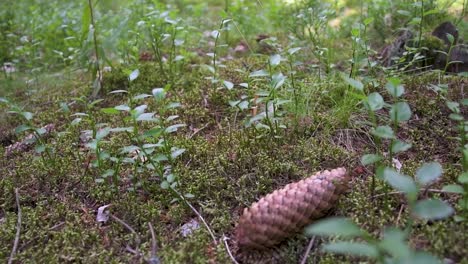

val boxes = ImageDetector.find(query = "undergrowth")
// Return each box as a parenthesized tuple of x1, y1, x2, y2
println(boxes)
(1, 0, 467, 263)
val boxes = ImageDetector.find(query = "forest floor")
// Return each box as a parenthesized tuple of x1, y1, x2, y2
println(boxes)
(0, 1, 467, 263)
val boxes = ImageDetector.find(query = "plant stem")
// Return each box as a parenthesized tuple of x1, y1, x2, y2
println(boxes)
(88, 0, 102, 98)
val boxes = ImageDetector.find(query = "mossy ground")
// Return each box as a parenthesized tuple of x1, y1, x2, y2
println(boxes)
(1, 61, 467, 263)
(1, 1, 468, 263)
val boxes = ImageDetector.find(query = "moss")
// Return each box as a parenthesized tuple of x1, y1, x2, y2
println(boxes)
(1, 44, 467, 264)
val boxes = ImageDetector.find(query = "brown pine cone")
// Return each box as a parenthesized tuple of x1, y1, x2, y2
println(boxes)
(235, 167, 349, 250)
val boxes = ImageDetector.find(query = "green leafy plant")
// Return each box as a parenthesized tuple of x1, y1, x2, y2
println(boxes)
(1, 98, 56, 169)
(442, 99, 468, 221)
(305, 162, 453, 263)
(345, 77, 412, 199)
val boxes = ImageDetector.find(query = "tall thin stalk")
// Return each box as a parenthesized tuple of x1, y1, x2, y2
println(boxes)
(88, 0, 102, 98)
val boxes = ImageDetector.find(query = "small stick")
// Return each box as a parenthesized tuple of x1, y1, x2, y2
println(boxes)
(222, 234, 239, 264)
(300, 236, 316, 264)
(110, 214, 141, 253)
(189, 123, 209, 139)
(372, 189, 461, 198)
(395, 205, 405, 226)
(8, 188, 22, 264)
(49, 222, 65, 231)
(170, 187, 217, 245)
(148, 222, 161, 264)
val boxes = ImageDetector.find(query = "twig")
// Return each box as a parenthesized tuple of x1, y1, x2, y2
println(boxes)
(189, 123, 209, 139)
(222, 234, 239, 264)
(300, 236, 316, 264)
(147, 222, 161, 264)
(395, 204, 405, 226)
(49, 222, 65, 231)
(110, 214, 141, 254)
(170, 187, 217, 245)
(8, 188, 22, 264)
(125, 245, 140, 255)
(372, 189, 462, 198)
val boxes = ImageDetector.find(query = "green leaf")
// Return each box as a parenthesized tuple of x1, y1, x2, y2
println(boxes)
(160, 181, 170, 189)
(81, 4, 91, 42)
(101, 108, 120, 114)
(342, 75, 363, 91)
(413, 199, 454, 220)
(15, 124, 32, 134)
(71, 118, 82, 126)
(322, 242, 378, 258)
(184, 193, 195, 199)
(132, 105, 147, 118)
(390, 102, 412, 122)
(441, 184, 464, 194)
(115, 104, 131, 111)
(136, 112, 158, 122)
(383, 167, 418, 199)
(361, 154, 383, 166)
(21, 111, 33, 121)
(446, 101, 460, 113)
(305, 217, 365, 238)
(96, 127, 110, 140)
(95, 178, 105, 183)
(288, 47, 301, 55)
(392, 140, 412, 153)
(133, 94, 152, 100)
(415, 162, 442, 186)
(351, 28, 360, 37)
(449, 113, 464, 121)
(165, 124, 186, 133)
(458, 172, 468, 184)
(385, 77, 405, 97)
(120, 145, 140, 154)
(166, 174, 176, 183)
(270, 54, 281, 66)
(171, 148, 186, 159)
(129, 69, 140, 82)
(371, 126, 395, 139)
(85, 139, 98, 150)
(89, 99, 104, 108)
(35, 144, 46, 154)
(249, 69, 269, 78)
(109, 90, 128, 94)
(152, 88, 166, 100)
(59, 102, 70, 113)
(367, 92, 384, 111)
(446, 33, 455, 45)
(363, 17, 374, 26)
(423, 9, 439, 16)
(223, 80, 234, 90)
(379, 228, 411, 258)
(110, 127, 133, 133)
(0, 97, 9, 103)
(271, 73, 286, 89)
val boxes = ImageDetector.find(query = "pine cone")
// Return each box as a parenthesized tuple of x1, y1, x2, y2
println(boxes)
(235, 167, 349, 250)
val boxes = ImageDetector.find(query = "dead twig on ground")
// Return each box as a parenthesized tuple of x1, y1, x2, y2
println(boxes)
(222, 234, 239, 264)
(189, 123, 209, 139)
(170, 187, 217, 245)
(300, 236, 316, 264)
(395, 205, 405, 226)
(147, 222, 161, 264)
(110, 214, 141, 256)
(8, 188, 22, 264)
